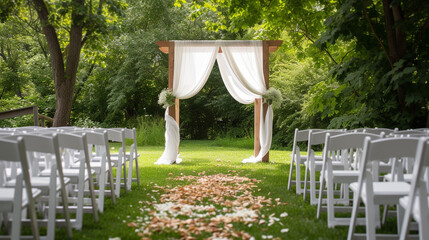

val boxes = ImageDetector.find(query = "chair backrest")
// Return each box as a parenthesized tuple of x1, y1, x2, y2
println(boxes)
(327, 132, 383, 151)
(364, 137, 421, 164)
(294, 129, 325, 142)
(57, 133, 87, 151)
(364, 128, 397, 135)
(0, 137, 27, 164)
(309, 130, 345, 146)
(93, 129, 124, 142)
(4, 133, 59, 155)
(72, 130, 111, 158)
(395, 130, 427, 135)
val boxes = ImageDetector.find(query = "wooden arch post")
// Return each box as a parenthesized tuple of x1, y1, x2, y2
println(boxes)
(156, 40, 282, 162)
(155, 41, 180, 127)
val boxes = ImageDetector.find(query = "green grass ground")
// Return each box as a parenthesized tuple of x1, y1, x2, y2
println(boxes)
(56, 140, 350, 239)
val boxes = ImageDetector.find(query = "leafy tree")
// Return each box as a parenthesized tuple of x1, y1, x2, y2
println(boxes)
(1, 0, 125, 126)
(312, 0, 429, 128)
(185, 0, 429, 129)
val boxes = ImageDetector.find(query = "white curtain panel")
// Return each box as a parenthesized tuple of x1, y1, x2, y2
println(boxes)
(155, 108, 182, 164)
(220, 41, 266, 95)
(157, 40, 273, 164)
(173, 41, 219, 99)
(217, 53, 259, 104)
(220, 41, 272, 163)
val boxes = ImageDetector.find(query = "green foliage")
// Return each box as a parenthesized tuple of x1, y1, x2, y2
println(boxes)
(270, 43, 331, 148)
(313, 0, 429, 128)
(0, 96, 35, 127)
(135, 115, 165, 146)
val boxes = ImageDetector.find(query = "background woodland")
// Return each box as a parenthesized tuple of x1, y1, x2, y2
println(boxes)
(1, 0, 428, 147)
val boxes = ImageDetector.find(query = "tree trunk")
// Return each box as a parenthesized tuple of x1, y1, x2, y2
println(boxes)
(32, 0, 83, 126)
(382, 0, 408, 111)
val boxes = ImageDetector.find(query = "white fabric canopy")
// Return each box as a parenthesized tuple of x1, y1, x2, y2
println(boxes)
(155, 40, 273, 165)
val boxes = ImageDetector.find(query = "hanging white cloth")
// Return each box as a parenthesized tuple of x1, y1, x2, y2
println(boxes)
(219, 41, 272, 163)
(220, 41, 267, 95)
(173, 41, 219, 99)
(156, 41, 218, 164)
(242, 104, 273, 163)
(155, 107, 182, 164)
(157, 40, 273, 164)
(217, 53, 259, 104)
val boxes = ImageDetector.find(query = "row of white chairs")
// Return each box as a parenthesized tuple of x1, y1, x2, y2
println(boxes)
(287, 128, 429, 240)
(0, 126, 140, 239)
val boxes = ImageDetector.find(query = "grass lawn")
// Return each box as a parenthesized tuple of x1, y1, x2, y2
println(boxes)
(55, 140, 350, 239)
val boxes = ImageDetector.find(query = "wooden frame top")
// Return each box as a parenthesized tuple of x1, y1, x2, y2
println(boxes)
(156, 40, 283, 54)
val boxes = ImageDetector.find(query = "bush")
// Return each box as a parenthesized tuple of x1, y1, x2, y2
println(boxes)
(135, 116, 165, 146)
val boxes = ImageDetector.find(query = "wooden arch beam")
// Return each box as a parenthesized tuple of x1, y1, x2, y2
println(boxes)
(155, 40, 283, 162)
(156, 40, 282, 53)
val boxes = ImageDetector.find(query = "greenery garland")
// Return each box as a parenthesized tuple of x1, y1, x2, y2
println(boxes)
(262, 87, 283, 109)
(158, 89, 176, 109)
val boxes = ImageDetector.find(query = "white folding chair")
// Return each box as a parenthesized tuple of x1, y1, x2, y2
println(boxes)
(0, 137, 40, 240)
(93, 129, 127, 196)
(399, 138, 429, 240)
(287, 128, 324, 194)
(39, 132, 99, 230)
(71, 130, 116, 212)
(347, 137, 421, 240)
(111, 128, 140, 189)
(316, 132, 383, 227)
(303, 130, 345, 205)
(3, 133, 72, 239)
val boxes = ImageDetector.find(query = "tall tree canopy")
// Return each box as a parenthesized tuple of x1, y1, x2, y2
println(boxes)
(184, 0, 429, 128)
(1, 0, 125, 126)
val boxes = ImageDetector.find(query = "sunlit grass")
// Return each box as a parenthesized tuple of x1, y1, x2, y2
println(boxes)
(56, 140, 350, 239)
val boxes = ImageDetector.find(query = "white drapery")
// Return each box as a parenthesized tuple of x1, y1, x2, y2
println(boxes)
(155, 40, 273, 164)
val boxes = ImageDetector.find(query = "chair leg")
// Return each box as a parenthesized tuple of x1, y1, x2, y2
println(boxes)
(303, 163, 309, 201)
(11, 175, 23, 240)
(47, 167, 57, 240)
(310, 161, 317, 205)
(99, 168, 106, 213)
(287, 155, 295, 191)
(296, 159, 302, 194)
(382, 204, 389, 225)
(127, 157, 133, 191)
(347, 191, 361, 240)
(122, 161, 128, 193)
(134, 156, 140, 186)
(365, 198, 377, 240)
(115, 158, 122, 198)
(396, 204, 404, 235)
(316, 173, 325, 219)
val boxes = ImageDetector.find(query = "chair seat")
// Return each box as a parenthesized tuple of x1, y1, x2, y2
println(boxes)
(384, 173, 413, 183)
(350, 182, 411, 205)
(305, 160, 344, 171)
(399, 196, 429, 223)
(6, 177, 70, 195)
(325, 170, 359, 183)
(40, 169, 93, 184)
(290, 154, 323, 162)
(0, 188, 42, 211)
(87, 162, 110, 172)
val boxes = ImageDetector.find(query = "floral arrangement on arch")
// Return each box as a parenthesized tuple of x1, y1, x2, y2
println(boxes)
(262, 87, 283, 109)
(158, 89, 176, 109)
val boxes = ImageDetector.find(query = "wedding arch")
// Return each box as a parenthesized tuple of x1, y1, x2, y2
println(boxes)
(155, 40, 282, 165)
